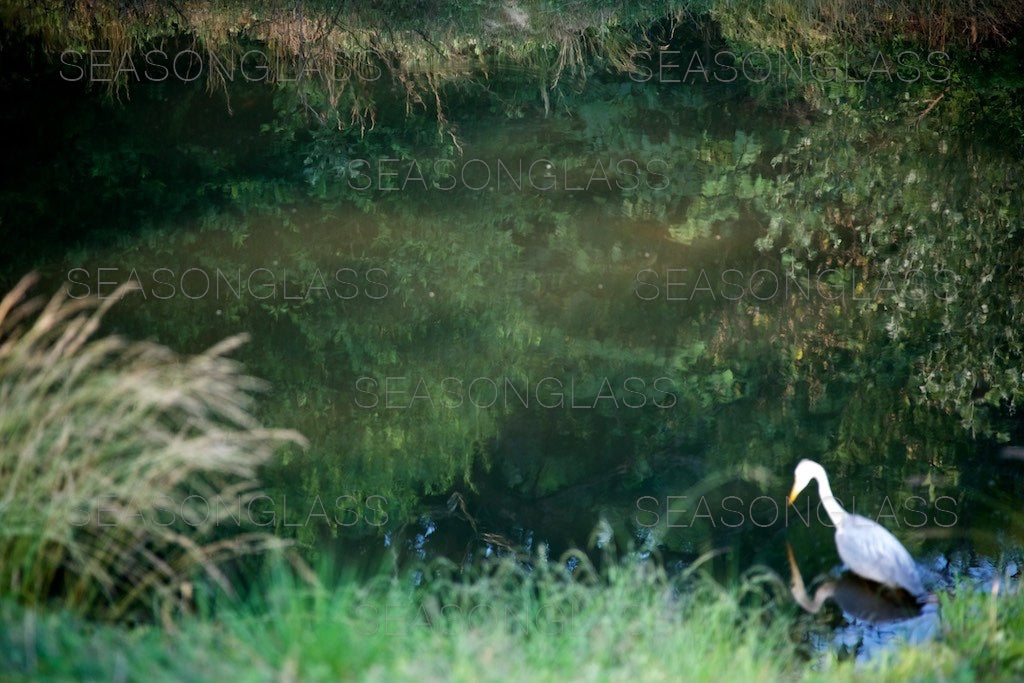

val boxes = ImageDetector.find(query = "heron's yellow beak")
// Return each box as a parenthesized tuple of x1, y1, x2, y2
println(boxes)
(787, 487, 799, 505)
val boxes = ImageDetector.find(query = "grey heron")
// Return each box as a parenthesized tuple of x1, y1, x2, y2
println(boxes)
(788, 459, 926, 599)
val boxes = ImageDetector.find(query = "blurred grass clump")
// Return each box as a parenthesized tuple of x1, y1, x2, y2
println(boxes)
(0, 553, 803, 682)
(1, 551, 1022, 682)
(0, 273, 306, 620)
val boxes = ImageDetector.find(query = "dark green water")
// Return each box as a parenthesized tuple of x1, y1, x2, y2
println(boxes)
(3, 30, 1023, 647)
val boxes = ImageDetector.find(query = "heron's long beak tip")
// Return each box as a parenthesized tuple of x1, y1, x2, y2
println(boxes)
(787, 488, 798, 505)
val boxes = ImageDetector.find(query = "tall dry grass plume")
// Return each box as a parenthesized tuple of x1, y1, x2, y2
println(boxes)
(0, 273, 306, 619)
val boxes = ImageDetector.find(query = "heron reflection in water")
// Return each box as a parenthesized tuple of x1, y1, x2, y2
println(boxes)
(788, 459, 927, 600)
(785, 543, 940, 661)
(785, 544, 924, 622)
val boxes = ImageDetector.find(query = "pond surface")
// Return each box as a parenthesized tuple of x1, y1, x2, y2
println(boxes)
(4, 27, 1024, 659)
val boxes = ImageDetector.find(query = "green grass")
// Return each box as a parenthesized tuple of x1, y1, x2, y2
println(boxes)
(0, 556, 1022, 681)
(0, 556, 800, 682)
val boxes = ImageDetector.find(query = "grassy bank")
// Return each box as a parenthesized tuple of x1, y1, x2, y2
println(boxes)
(0, 556, 1021, 681)
(3, 0, 1020, 127)
(5, 0, 1021, 52)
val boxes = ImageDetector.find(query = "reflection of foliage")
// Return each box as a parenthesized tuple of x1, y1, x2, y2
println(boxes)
(769, 90, 1022, 438)
(656, 45, 1024, 440)
(3, 2, 1023, 561)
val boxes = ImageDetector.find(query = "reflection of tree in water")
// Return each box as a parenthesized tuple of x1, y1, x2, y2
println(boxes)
(1, 0, 1022, 577)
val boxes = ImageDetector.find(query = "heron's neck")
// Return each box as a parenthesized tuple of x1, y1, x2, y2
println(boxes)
(815, 473, 847, 526)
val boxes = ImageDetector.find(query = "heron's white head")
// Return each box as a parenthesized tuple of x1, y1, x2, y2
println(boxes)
(788, 459, 826, 505)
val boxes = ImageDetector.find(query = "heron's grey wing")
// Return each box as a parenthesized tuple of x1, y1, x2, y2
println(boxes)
(835, 515, 924, 596)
